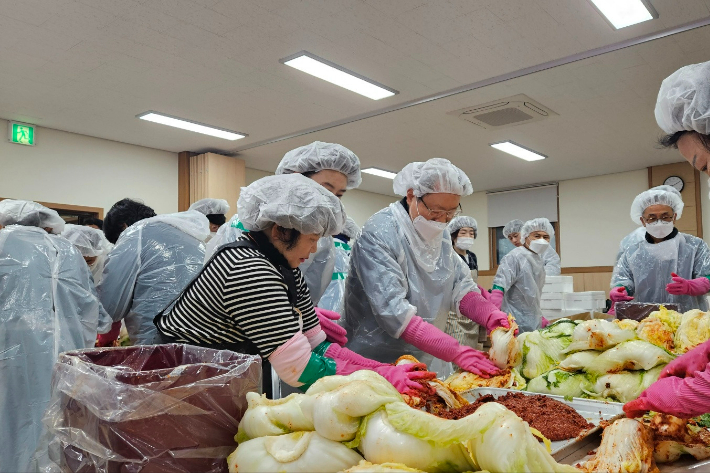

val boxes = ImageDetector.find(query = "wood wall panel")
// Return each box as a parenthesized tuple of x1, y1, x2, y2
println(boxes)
(187, 153, 245, 218)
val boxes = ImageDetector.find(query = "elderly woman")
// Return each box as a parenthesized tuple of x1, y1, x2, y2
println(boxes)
(611, 187, 710, 314)
(61, 223, 112, 284)
(155, 174, 433, 397)
(491, 218, 553, 333)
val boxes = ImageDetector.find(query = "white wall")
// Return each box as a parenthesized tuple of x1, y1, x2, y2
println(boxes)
(0, 119, 178, 215)
(558, 170, 648, 267)
(460, 191, 490, 271)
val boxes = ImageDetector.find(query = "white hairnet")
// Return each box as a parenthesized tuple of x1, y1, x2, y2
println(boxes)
(393, 158, 473, 197)
(655, 61, 710, 135)
(630, 188, 684, 224)
(0, 199, 65, 234)
(503, 219, 524, 238)
(276, 141, 362, 189)
(521, 218, 555, 242)
(342, 217, 360, 239)
(447, 215, 478, 238)
(652, 184, 682, 198)
(238, 174, 346, 236)
(188, 198, 230, 216)
(61, 224, 109, 257)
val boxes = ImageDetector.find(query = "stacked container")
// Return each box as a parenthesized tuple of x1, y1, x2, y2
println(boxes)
(541, 276, 607, 319)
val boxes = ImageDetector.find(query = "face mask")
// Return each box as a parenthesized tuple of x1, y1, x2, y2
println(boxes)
(455, 237, 475, 251)
(645, 220, 674, 239)
(528, 239, 549, 254)
(413, 216, 447, 242)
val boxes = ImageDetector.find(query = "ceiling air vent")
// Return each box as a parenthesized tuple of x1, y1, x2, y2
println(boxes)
(447, 94, 558, 130)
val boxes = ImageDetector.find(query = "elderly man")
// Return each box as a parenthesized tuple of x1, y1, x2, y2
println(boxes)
(344, 158, 507, 377)
(611, 187, 710, 314)
(502, 218, 560, 276)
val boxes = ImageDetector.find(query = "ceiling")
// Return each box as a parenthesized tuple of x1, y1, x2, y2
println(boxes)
(1, 0, 710, 195)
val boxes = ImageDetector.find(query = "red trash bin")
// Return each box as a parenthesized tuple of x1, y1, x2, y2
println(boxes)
(35, 344, 261, 473)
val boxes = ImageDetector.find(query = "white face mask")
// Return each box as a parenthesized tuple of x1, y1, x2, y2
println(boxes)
(645, 220, 674, 239)
(455, 237, 475, 251)
(413, 216, 447, 242)
(528, 238, 549, 254)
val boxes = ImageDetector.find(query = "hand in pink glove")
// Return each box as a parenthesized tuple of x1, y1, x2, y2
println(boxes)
(666, 273, 710, 296)
(459, 291, 514, 335)
(477, 285, 491, 302)
(314, 308, 348, 346)
(325, 343, 386, 369)
(373, 364, 437, 396)
(541, 317, 550, 328)
(489, 289, 504, 309)
(96, 321, 122, 347)
(401, 315, 500, 378)
(660, 339, 710, 380)
(608, 286, 634, 316)
(623, 370, 710, 419)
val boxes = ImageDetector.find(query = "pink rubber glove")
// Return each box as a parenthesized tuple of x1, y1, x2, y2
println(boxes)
(623, 368, 710, 419)
(314, 308, 348, 346)
(541, 317, 550, 328)
(489, 289, 504, 309)
(401, 316, 500, 378)
(96, 321, 121, 347)
(660, 339, 710, 380)
(325, 343, 386, 369)
(477, 285, 491, 302)
(666, 273, 710, 296)
(459, 291, 512, 335)
(609, 286, 634, 316)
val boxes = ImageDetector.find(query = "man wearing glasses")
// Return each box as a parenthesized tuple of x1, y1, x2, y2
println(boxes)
(611, 187, 710, 314)
(342, 158, 509, 378)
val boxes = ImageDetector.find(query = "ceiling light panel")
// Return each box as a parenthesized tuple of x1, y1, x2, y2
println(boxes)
(280, 51, 398, 100)
(588, 0, 657, 29)
(362, 167, 397, 179)
(490, 141, 547, 162)
(137, 112, 247, 140)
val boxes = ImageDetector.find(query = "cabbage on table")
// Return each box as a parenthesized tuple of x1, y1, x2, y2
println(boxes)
(675, 309, 710, 354)
(526, 369, 590, 398)
(585, 340, 674, 375)
(636, 309, 677, 352)
(583, 418, 657, 473)
(339, 461, 428, 473)
(489, 316, 521, 369)
(518, 320, 576, 379)
(583, 365, 663, 403)
(563, 319, 636, 353)
(557, 351, 601, 372)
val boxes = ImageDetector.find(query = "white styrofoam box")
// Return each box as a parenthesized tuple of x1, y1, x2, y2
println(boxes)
(541, 293, 564, 310)
(542, 275, 574, 294)
(563, 291, 607, 311)
(542, 309, 580, 320)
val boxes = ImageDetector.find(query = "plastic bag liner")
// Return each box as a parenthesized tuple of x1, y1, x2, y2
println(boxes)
(615, 302, 681, 321)
(32, 344, 261, 473)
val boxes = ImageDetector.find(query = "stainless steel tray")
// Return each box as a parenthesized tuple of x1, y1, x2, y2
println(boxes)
(462, 387, 624, 461)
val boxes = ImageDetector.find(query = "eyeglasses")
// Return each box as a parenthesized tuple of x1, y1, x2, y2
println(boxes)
(643, 215, 674, 224)
(417, 196, 462, 221)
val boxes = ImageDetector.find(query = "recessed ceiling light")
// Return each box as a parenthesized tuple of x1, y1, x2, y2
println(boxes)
(362, 167, 397, 179)
(280, 51, 398, 100)
(588, 0, 657, 29)
(490, 141, 547, 162)
(136, 111, 247, 140)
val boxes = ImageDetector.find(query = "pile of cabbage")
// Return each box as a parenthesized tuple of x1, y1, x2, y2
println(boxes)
(229, 371, 580, 473)
(502, 308, 710, 403)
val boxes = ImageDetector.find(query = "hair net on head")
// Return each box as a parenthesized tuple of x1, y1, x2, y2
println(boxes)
(61, 224, 109, 257)
(521, 218, 555, 242)
(238, 174, 346, 236)
(655, 61, 710, 135)
(447, 215, 478, 238)
(503, 219, 524, 238)
(393, 158, 473, 197)
(276, 141, 362, 189)
(630, 188, 684, 224)
(188, 198, 230, 216)
(342, 217, 360, 239)
(0, 199, 65, 234)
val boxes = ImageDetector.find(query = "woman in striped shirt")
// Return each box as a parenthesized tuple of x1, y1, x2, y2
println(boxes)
(155, 174, 434, 395)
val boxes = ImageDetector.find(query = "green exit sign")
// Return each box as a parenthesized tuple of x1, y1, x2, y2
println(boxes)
(8, 121, 35, 146)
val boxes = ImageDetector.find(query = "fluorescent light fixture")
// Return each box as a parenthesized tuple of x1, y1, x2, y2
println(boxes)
(280, 51, 398, 100)
(136, 111, 247, 140)
(588, 0, 657, 29)
(362, 167, 397, 179)
(490, 141, 547, 162)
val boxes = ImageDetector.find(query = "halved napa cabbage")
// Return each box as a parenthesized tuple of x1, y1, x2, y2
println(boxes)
(519, 330, 571, 380)
(339, 460, 428, 472)
(585, 340, 674, 375)
(636, 315, 676, 352)
(648, 305, 682, 332)
(526, 369, 590, 398)
(674, 309, 710, 354)
(489, 316, 521, 369)
(614, 318, 639, 331)
(563, 319, 636, 353)
(557, 351, 601, 372)
(583, 419, 656, 473)
(583, 365, 663, 403)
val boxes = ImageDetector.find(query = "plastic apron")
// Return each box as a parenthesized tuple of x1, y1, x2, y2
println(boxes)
(202, 214, 336, 305)
(0, 226, 110, 473)
(318, 239, 351, 315)
(612, 232, 710, 313)
(542, 246, 561, 276)
(343, 203, 476, 373)
(97, 213, 208, 345)
(493, 246, 546, 333)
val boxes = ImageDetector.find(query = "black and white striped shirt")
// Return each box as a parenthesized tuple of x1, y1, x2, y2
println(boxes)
(156, 237, 319, 358)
